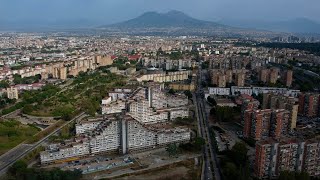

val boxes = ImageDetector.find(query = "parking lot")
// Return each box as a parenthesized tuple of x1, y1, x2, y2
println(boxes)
(44, 155, 134, 174)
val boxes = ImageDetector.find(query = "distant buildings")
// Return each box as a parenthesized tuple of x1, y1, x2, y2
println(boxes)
(206, 86, 300, 97)
(255, 137, 320, 179)
(136, 71, 191, 83)
(259, 67, 279, 84)
(259, 68, 293, 87)
(210, 69, 247, 87)
(0, 55, 113, 82)
(143, 58, 192, 70)
(282, 70, 293, 87)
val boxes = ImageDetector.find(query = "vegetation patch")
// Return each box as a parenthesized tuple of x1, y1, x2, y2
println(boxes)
(0, 120, 40, 155)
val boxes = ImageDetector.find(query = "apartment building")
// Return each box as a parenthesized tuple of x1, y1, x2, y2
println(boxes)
(235, 72, 245, 87)
(6, 87, 18, 99)
(41, 83, 191, 165)
(169, 82, 196, 92)
(101, 99, 126, 115)
(101, 88, 134, 115)
(40, 115, 190, 164)
(255, 138, 320, 179)
(143, 58, 192, 70)
(303, 139, 320, 177)
(282, 70, 293, 87)
(3, 55, 113, 82)
(298, 93, 320, 117)
(210, 69, 247, 88)
(207, 87, 230, 96)
(263, 93, 298, 130)
(259, 68, 279, 84)
(243, 109, 290, 141)
(128, 84, 189, 124)
(136, 71, 191, 83)
(210, 70, 226, 87)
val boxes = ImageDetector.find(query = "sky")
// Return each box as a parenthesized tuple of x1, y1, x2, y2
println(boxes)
(0, 0, 319, 25)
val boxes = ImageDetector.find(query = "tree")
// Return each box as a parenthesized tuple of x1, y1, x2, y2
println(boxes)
(230, 142, 248, 166)
(184, 90, 192, 99)
(295, 171, 310, 180)
(0, 80, 10, 88)
(223, 162, 239, 180)
(279, 171, 296, 180)
(207, 96, 217, 106)
(201, 61, 209, 69)
(168, 89, 176, 94)
(166, 143, 178, 157)
(215, 106, 233, 122)
(53, 105, 75, 120)
(22, 104, 34, 114)
(194, 137, 205, 147)
(8, 161, 82, 180)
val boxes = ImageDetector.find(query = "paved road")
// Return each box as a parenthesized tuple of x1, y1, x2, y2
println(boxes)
(194, 67, 222, 180)
(0, 112, 87, 176)
(194, 93, 213, 180)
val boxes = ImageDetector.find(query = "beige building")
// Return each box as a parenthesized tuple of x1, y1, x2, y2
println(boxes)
(235, 72, 245, 87)
(6, 87, 18, 99)
(262, 93, 298, 130)
(137, 71, 191, 83)
(169, 83, 195, 91)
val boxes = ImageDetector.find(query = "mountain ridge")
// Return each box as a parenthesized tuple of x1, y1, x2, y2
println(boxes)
(102, 10, 227, 29)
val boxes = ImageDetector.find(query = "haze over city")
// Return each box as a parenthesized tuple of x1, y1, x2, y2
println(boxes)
(1, 0, 320, 25)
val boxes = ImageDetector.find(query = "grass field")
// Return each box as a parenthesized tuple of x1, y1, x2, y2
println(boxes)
(0, 120, 40, 155)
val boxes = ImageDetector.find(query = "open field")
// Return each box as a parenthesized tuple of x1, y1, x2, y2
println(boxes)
(0, 120, 40, 155)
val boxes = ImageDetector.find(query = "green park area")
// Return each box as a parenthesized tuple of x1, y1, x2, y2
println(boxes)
(0, 68, 128, 119)
(0, 120, 40, 155)
(23, 70, 127, 118)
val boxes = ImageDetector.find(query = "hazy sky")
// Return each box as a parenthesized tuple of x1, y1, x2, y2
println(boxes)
(0, 0, 319, 24)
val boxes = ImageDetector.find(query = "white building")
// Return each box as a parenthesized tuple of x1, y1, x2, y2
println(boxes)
(40, 115, 190, 165)
(208, 87, 230, 96)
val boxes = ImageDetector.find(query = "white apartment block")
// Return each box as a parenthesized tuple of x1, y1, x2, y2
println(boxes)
(231, 86, 253, 96)
(230, 86, 300, 97)
(127, 119, 157, 150)
(41, 84, 191, 165)
(89, 120, 121, 154)
(40, 115, 190, 165)
(101, 100, 126, 115)
(40, 142, 90, 164)
(136, 71, 191, 83)
(75, 119, 103, 134)
(169, 108, 189, 120)
(127, 85, 189, 124)
(208, 87, 231, 96)
(157, 129, 190, 145)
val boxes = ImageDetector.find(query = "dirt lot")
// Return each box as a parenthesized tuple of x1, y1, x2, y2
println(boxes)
(113, 159, 201, 180)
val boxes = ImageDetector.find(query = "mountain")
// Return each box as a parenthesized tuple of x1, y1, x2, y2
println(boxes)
(222, 18, 320, 34)
(103, 10, 227, 29)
